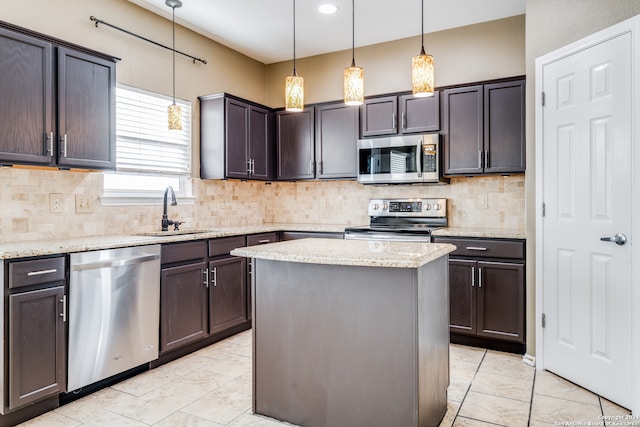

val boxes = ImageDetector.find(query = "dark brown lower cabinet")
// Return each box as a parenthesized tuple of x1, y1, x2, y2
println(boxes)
(160, 262, 208, 353)
(209, 256, 247, 335)
(477, 261, 525, 342)
(8, 286, 66, 410)
(433, 237, 526, 347)
(449, 259, 477, 335)
(159, 236, 251, 357)
(246, 233, 278, 320)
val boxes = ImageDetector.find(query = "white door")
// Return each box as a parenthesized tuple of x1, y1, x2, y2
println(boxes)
(540, 32, 633, 409)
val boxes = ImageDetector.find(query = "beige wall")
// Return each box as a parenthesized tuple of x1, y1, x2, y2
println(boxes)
(266, 15, 525, 107)
(524, 0, 640, 356)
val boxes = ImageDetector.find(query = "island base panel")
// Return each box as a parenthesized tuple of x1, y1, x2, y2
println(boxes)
(252, 257, 449, 427)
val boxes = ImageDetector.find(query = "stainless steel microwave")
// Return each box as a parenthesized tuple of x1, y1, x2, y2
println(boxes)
(357, 133, 446, 184)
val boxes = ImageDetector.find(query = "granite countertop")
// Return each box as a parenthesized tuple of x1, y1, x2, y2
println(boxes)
(0, 223, 525, 260)
(432, 227, 526, 240)
(0, 224, 348, 259)
(231, 238, 457, 269)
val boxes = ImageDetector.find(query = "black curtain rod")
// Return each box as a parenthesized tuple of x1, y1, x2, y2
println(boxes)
(90, 16, 207, 64)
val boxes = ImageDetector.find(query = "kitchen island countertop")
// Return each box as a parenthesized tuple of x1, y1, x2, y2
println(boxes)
(231, 238, 456, 268)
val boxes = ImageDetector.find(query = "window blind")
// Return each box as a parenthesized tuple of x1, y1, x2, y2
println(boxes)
(116, 85, 191, 175)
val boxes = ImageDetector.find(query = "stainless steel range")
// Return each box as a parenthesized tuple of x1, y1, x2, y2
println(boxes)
(344, 198, 447, 242)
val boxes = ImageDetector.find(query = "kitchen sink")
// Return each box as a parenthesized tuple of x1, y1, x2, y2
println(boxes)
(137, 229, 218, 237)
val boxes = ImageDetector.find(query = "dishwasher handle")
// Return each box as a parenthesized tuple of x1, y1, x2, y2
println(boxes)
(71, 253, 160, 271)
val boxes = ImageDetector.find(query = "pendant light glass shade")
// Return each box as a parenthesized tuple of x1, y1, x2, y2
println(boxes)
(344, 0, 363, 105)
(167, 0, 182, 130)
(285, 0, 304, 112)
(412, 0, 434, 98)
(168, 103, 182, 130)
(412, 49, 434, 97)
(344, 63, 364, 106)
(285, 74, 304, 112)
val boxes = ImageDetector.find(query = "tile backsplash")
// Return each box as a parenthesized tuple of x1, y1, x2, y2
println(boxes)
(0, 167, 524, 242)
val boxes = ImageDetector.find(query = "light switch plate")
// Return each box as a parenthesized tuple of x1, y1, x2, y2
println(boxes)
(75, 194, 93, 213)
(49, 193, 64, 213)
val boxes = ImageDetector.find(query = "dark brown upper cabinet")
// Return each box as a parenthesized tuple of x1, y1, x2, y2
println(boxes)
(315, 102, 360, 179)
(0, 28, 53, 165)
(442, 79, 525, 176)
(0, 24, 116, 170)
(360, 92, 440, 138)
(483, 80, 526, 174)
(276, 107, 315, 180)
(57, 48, 116, 170)
(200, 93, 273, 181)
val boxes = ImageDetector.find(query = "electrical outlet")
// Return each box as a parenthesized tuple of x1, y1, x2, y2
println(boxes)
(49, 193, 64, 213)
(75, 194, 93, 213)
(480, 194, 488, 209)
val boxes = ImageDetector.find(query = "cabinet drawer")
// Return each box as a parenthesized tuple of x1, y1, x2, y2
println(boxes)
(247, 232, 278, 246)
(9, 256, 66, 289)
(161, 240, 207, 265)
(433, 237, 524, 259)
(209, 236, 246, 257)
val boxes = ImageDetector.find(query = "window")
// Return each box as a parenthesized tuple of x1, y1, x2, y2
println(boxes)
(102, 85, 193, 205)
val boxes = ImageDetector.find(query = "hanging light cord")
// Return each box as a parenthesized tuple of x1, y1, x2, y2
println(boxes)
(351, 0, 356, 67)
(420, 0, 425, 55)
(172, 4, 176, 104)
(292, 0, 297, 75)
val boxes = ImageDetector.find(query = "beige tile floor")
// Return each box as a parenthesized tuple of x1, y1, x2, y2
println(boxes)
(19, 330, 635, 427)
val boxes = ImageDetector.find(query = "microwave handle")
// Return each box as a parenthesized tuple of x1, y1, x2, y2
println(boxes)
(416, 142, 422, 177)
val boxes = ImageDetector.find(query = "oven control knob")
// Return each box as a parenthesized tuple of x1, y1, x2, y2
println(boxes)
(372, 203, 379, 211)
(383, 203, 388, 210)
(434, 203, 440, 210)
(425, 204, 431, 210)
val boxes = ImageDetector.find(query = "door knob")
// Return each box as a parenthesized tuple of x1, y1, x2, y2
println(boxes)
(600, 233, 627, 245)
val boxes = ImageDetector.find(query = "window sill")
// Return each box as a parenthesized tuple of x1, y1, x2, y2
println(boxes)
(100, 194, 196, 207)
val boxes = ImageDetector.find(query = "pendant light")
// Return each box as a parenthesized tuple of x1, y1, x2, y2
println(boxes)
(411, 0, 434, 97)
(344, 0, 363, 106)
(285, 0, 304, 112)
(167, 0, 183, 130)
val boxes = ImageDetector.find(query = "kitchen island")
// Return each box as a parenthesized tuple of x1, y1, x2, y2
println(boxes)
(231, 238, 456, 427)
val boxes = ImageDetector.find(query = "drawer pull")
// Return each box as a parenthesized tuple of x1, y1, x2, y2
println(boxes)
(258, 239, 271, 244)
(465, 247, 488, 251)
(27, 268, 57, 276)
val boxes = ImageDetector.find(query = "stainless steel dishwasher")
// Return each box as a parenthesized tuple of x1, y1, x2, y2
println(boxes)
(68, 245, 161, 391)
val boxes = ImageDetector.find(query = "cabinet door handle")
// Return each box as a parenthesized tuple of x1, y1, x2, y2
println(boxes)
(392, 112, 397, 131)
(61, 134, 68, 157)
(47, 132, 54, 157)
(478, 149, 483, 168)
(247, 159, 252, 174)
(319, 161, 323, 175)
(204, 268, 209, 288)
(27, 268, 57, 276)
(258, 239, 271, 244)
(211, 267, 217, 287)
(60, 295, 67, 322)
(471, 266, 475, 287)
(465, 247, 488, 251)
(250, 159, 255, 175)
(478, 268, 483, 288)
(402, 112, 407, 129)
(484, 150, 489, 169)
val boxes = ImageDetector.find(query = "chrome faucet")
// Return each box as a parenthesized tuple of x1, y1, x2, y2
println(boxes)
(161, 186, 177, 231)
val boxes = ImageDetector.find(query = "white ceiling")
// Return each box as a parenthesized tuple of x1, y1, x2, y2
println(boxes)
(128, 0, 526, 64)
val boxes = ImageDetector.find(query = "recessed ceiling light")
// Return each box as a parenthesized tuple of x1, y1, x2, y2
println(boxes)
(318, 4, 338, 14)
